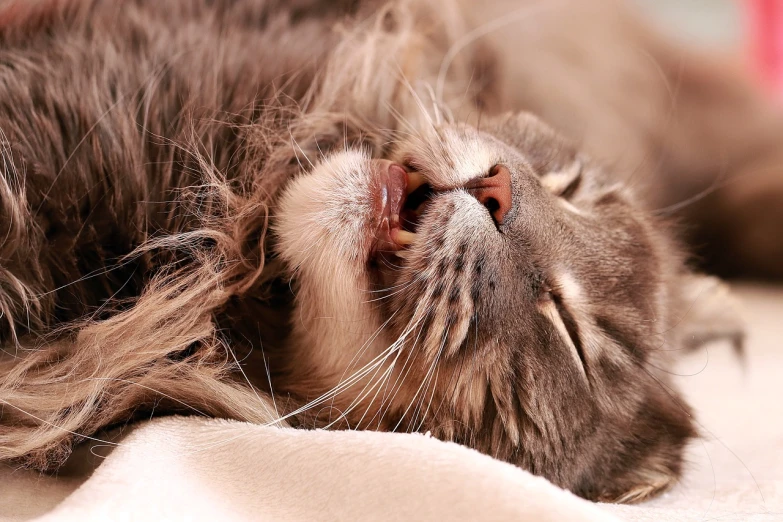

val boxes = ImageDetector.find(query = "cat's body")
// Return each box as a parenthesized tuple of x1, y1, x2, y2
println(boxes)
(0, 0, 778, 503)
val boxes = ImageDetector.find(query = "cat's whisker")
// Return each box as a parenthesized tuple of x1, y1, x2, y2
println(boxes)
(274, 313, 424, 426)
(375, 313, 429, 429)
(392, 317, 448, 433)
(412, 326, 448, 432)
(326, 358, 396, 430)
(328, 310, 401, 411)
(435, 0, 559, 103)
(362, 341, 406, 428)
(288, 131, 316, 171)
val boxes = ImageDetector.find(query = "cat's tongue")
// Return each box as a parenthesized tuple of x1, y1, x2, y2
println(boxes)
(372, 163, 429, 255)
(372, 162, 408, 255)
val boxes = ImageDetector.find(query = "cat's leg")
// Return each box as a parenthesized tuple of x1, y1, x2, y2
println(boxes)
(641, 47, 783, 280)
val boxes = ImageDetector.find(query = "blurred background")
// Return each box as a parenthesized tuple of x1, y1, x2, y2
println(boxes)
(633, 0, 740, 49)
(636, 0, 783, 95)
(618, 4, 782, 520)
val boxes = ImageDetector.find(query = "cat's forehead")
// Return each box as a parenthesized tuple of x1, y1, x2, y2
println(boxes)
(396, 124, 499, 186)
(394, 115, 582, 187)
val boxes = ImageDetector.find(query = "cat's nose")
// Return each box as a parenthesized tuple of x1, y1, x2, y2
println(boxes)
(465, 165, 513, 226)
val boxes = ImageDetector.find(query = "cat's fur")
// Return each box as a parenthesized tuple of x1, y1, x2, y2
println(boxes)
(0, 0, 778, 503)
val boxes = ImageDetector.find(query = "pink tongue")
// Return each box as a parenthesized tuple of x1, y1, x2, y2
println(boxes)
(371, 162, 410, 254)
(386, 163, 407, 224)
(388, 164, 408, 207)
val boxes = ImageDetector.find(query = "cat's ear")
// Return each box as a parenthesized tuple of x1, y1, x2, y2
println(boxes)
(590, 384, 696, 503)
(596, 274, 742, 504)
(673, 274, 745, 356)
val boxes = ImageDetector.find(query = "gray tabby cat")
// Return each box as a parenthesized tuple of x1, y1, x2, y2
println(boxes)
(0, 0, 775, 503)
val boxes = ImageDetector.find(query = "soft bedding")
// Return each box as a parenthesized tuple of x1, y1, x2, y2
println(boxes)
(1, 285, 780, 522)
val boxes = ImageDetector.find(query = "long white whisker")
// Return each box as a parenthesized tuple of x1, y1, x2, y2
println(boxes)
(0, 398, 120, 448)
(268, 317, 422, 425)
(435, 1, 558, 103)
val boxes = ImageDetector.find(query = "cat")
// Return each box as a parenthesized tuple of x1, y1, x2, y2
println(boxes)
(0, 0, 776, 503)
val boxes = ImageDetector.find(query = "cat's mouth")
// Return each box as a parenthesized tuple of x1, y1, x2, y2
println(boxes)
(370, 162, 434, 259)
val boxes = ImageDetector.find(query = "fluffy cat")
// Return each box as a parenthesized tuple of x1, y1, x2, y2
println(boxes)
(0, 0, 776, 503)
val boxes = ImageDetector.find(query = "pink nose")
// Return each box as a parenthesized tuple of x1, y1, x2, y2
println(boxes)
(465, 165, 513, 226)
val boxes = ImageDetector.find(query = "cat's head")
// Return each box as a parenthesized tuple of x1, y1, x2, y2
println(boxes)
(274, 111, 726, 502)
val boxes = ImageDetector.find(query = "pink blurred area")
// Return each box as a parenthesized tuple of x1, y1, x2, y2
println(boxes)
(747, 0, 783, 94)
(634, 0, 781, 96)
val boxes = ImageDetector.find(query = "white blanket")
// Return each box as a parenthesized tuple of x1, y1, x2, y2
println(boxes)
(1, 285, 781, 522)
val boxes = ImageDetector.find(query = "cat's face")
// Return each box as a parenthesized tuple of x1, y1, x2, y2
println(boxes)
(275, 112, 695, 502)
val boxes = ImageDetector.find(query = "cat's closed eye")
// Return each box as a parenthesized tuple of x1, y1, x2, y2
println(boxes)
(0, 0, 761, 509)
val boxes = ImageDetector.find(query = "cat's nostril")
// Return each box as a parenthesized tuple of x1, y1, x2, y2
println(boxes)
(465, 165, 513, 226)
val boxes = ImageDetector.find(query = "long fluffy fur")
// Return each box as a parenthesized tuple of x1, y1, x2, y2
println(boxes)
(0, 0, 779, 504)
(0, 0, 488, 468)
